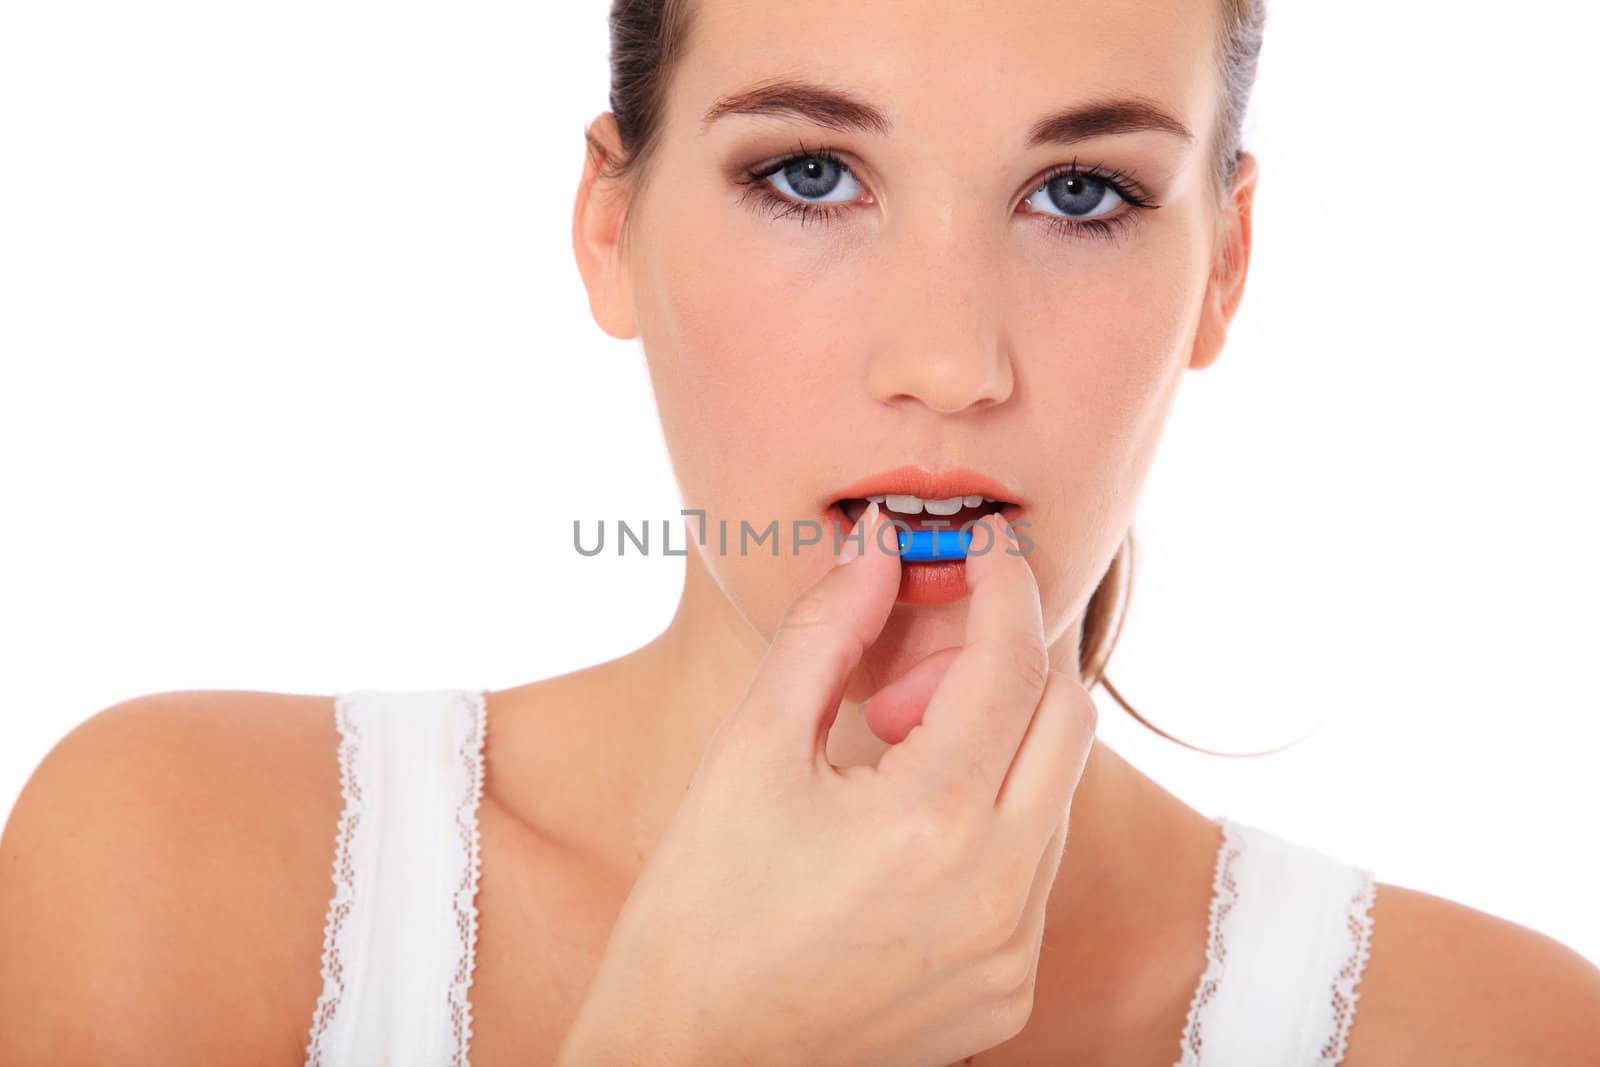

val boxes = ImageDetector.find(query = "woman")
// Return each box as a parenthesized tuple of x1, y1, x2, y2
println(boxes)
(2, 0, 1597, 1063)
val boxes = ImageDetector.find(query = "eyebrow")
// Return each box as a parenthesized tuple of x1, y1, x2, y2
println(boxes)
(700, 77, 1194, 147)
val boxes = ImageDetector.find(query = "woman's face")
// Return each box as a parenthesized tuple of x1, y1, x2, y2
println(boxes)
(577, 0, 1255, 698)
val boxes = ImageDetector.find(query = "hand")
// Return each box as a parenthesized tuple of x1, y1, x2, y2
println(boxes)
(555, 505, 1098, 1067)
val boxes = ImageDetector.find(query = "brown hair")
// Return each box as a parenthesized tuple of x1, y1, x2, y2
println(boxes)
(587, 0, 1271, 756)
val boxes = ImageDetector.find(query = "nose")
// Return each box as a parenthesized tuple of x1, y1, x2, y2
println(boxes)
(865, 214, 1016, 415)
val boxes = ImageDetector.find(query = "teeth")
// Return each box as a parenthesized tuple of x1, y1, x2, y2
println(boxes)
(874, 494, 1001, 516)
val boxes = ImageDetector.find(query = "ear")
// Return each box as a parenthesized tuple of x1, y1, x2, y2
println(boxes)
(572, 112, 638, 340)
(1189, 150, 1258, 372)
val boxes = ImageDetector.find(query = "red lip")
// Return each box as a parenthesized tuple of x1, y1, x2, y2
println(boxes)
(828, 464, 1023, 506)
(821, 464, 1027, 606)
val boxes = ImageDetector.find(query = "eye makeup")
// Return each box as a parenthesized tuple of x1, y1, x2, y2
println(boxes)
(732, 139, 1162, 244)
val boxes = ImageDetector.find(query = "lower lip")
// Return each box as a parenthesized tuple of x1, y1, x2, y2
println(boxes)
(896, 558, 971, 605)
(822, 503, 1003, 606)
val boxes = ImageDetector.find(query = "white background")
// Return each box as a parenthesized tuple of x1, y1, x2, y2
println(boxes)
(3, 0, 1597, 966)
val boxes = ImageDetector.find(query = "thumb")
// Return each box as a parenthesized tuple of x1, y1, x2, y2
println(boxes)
(729, 500, 903, 771)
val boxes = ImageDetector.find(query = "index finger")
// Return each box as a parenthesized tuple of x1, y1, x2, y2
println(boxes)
(875, 513, 1049, 807)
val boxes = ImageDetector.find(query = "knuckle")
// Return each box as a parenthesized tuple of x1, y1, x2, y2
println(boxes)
(883, 799, 981, 892)
(914, 774, 978, 840)
(1004, 637, 1051, 695)
(953, 742, 993, 799)
(1003, 984, 1039, 1036)
(996, 922, 1044, 992)
(967, 884, 1025, 952)
(1001, 841, 1045, 896)
(985, 985, 1037, 1044)
(1043, 670, 1098, 740)
(887, 809, 954, 868)
(1072, 680, 1101, 733)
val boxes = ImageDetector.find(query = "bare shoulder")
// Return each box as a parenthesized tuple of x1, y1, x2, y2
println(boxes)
(1343, 880, 1600, 1066)
(0, 689, 345, 1066)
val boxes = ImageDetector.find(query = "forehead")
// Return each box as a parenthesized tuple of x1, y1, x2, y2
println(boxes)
(674, 0, 1221, 152)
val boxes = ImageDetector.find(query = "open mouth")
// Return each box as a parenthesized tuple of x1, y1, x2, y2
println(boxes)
(832, 494, 1019, 533)
(825, 487, 1024, 602)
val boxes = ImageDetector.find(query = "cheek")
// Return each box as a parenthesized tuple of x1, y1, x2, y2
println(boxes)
(1001, 233, 1210, 625)
(638, 210, 860, 504)
(1013, 232, 1205, 427)
(634, 211, 859, 636)
(640, 199, 889, 534)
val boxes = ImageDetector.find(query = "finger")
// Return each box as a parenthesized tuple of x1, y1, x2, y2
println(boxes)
(997, 800, 1072, 982)
(860, 646, 961, 746)
(993, 670, 1098, 852)
(724, 501, 902, 770)
(878, 513, 1048, 807)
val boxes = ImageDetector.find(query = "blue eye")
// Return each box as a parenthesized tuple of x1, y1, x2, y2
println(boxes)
(735, 143, 1158, 242)
(1024, 171, 1125, 221)
(735, 144, 864, 229)
(762, 154, 863, 205)
(1019, 160, 1159, 244)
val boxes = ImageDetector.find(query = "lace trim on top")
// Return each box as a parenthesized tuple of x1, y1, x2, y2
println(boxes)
(1172, 818, 1379, 1067)
(1319, 865, 1378, 1065)
(1174, 816, 1244, 1066)
(304, 694, 366, 1066)
(303, 690, 490, 1067)
(449, 689, 490, 1066)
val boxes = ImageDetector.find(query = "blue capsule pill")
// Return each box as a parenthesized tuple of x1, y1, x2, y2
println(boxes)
(896, 528, 972, 561)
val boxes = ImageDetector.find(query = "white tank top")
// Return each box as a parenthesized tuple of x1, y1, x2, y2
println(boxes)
(302, 688, 1378, 1067)
(304, 688, 489, 1067)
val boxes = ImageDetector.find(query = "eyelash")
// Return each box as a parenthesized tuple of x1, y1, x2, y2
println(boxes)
(734, 140, 1160, 244)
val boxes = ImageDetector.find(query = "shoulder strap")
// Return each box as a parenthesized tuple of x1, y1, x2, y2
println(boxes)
(305, 688, 489, 1067)
(1173, 816, 1377, 1067)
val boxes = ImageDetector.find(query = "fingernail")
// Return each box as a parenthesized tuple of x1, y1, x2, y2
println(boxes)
(989, 513, 1014, 546)
(978, 512, 1001, 549)
(837, 500, 877, 566)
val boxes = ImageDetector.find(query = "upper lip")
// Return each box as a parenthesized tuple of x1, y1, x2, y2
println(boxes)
(830, 465, 1023, 507)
